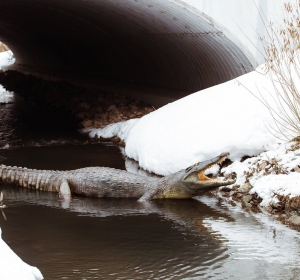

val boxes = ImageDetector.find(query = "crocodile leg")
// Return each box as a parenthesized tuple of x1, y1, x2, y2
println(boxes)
(59, 178, 71, 200)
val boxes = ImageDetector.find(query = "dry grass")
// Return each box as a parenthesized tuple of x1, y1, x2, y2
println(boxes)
(257, 1, 300, 140)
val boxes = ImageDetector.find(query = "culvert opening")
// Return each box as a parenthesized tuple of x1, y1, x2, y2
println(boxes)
(0, 0, 251, 98)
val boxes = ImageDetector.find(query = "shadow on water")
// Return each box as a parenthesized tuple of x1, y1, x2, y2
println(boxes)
(0, 90, 87, 148)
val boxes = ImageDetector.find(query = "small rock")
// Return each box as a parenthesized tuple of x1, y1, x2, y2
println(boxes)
(94, 113, 103, 119)
(259, 160, 268, 170)
(130, 105, 138, 112)
(242, 195, 252, 203)
(235, 193, 243, 198)
(242, 200, 252, 208)
(290, 197, 300, 210)
(292, 165, 300, 173)
(221, 191, 230, 197)
(93, 120, 102, 128)
(101, 113, 108, 120)
(83, 119, 93, 127)
(96, 107, 103, 113)
(271, 158, 279, 165)
(265, 205, 273, 213)
(145, 107, 153, 113)
(111, 137, 121, 143)
(221, 186, 231, 192)
(107, 104, 117, 111)
(270, 201, 284, 210)
(237, 182, 252, 193)
(288, 214, 300, 226)
(232, 185, 239, 191)
(118, 140, 125, 146)
(229, 191, 236, 197)
(250, 199, 259, 205)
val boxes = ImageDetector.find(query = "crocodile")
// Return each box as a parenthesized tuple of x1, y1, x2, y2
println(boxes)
(0, 153, 235, 201)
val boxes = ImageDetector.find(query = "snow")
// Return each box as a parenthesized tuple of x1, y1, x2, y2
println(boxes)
(221, 141, 300, 206)
(85, 65, 281, 176)
(0, 51, 15, 103)
(0, 228, 43, 280)
(0, 84, 13, 103)
(0, 50, 15, 70)
(84, 63, 300, 208)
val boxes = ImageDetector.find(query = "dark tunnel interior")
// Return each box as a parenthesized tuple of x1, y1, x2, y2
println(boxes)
(0, 0, 252, 95)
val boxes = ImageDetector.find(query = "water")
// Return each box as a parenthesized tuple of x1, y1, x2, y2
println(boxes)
(0, 88, 300, 279)
(0, 85, 86, 148)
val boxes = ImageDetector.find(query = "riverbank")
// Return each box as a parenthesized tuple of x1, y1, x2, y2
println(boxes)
(81, 63, 300, 228)
(1, 55, 300, 229)
(215, 139, 300, 227)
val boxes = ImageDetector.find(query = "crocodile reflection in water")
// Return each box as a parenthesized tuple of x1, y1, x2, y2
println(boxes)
(0, 185, 233, 239)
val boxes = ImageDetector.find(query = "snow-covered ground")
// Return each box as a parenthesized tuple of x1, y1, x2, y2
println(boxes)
(222, 141, 300, 206)
(84, 67, 278, 174)
(0, 228, 43, 280)
(0, 50, 15, 70)
(85, 65, 283, 173)
(83, 63, 300, 210)
(0, 51, 15, 103)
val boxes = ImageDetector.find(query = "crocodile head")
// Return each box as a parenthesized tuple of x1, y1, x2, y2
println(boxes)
(182, 152, 235, 192)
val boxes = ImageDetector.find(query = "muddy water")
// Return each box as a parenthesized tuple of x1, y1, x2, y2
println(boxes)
(0, 86, 87, 148)
(0, 89, 300, 279)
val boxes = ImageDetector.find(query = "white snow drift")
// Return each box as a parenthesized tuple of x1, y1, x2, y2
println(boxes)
(84, 62, 300, 208)
(85, 66, 281, 176)
(0, 228, 43, 280)
(0, 50, 15, 70)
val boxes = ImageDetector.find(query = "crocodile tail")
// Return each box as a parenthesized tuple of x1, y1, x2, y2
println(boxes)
(0, 164, 64, 192)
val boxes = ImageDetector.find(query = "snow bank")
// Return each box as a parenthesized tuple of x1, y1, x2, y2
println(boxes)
(85, 62, 300, 209)
(0, 84, 13, 103)
(221, 141, 300, 207)
(0, 50, 15, 70)
(86, 66, 280, 175)
(0, 228, 43, 280)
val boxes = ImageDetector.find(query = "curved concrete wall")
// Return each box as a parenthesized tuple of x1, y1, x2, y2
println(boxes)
(0, 0, 251, 93)
(180, 0, 298, 67)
